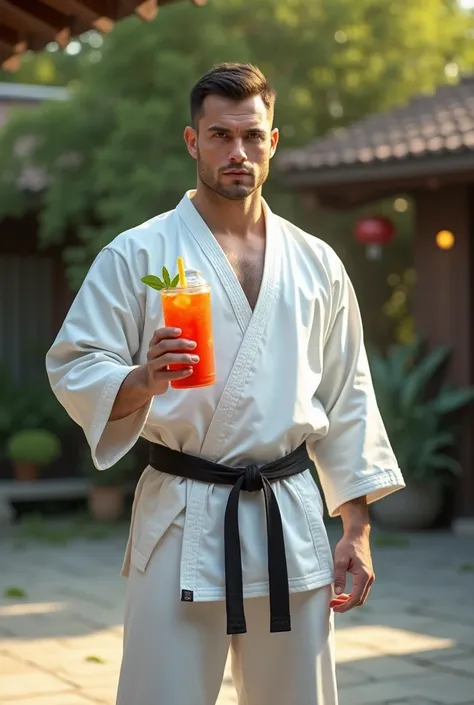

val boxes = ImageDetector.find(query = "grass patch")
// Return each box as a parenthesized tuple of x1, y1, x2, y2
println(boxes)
(4, 586, 27, 599)
(458, 562, 474, 573)
(373, 532, 411, 548)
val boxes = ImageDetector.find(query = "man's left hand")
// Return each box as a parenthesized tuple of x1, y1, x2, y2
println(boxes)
(329, 531, 375, 613)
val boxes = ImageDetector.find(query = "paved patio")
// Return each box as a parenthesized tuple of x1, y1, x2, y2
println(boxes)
(1, 520, 473, 705)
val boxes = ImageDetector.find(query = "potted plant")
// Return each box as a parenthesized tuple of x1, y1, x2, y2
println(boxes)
(82, 449, 135, 523)
(368, 337, 474, 531)
(6, 429, 62, 481)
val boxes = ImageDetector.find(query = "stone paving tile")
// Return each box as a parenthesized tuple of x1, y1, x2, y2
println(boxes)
(1, 527, 474, 705)
(334, 665, 369, 687)
(338, 671, 474, 705)
(0, 671, 74, 698)
(415, 620, 474, 649)
(347, 654, 434, 680)
(1, 695, 98, 705)
(385, 700, 440, 705)
(336, 623, 456, 656)
(338, 677, 409, 705)
(0, 652, 32, 674)
(412, 645, 474, 663)
(402, 673, 474, 704)
(439, 654, 474, 677)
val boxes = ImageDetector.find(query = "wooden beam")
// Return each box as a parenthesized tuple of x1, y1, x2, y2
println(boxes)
(0, 36, 14, 58)
(69, 0, 118, 20)
(0, 0, 71, 45)
(0, 0, 71, 31)
(42, 0, 114, 34)
(413, 185, 474, 519)
(0, 23, 24, 50)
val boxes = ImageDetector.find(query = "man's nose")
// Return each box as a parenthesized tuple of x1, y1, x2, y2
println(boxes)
(229, 139, 247, 162)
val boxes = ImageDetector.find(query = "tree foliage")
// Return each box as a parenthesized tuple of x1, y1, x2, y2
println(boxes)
(0, 0, 473, 289)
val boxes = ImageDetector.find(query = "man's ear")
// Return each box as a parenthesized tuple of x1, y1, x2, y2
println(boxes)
(269, 127, 279, 158)
(184, 126, 198, 160)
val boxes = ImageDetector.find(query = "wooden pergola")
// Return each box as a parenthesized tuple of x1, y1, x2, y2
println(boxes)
(277, 76, 474, 524)
(0, 0, 206, 70)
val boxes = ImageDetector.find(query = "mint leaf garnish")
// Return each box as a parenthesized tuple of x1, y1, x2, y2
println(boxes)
(141, 275, 164, 290)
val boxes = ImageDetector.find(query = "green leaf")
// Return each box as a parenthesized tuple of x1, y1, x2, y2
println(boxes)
(171, 274, 180, 287)
(430, 387, 474, 415)
(428, 454, 462, 475)
(400, 345, 450, 412)
(162, 266, 171, 287)
(85, 655, 106, 664)
(141, 275, 164, 291)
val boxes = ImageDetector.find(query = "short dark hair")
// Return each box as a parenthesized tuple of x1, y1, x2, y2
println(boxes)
(190, 63, 276, 126)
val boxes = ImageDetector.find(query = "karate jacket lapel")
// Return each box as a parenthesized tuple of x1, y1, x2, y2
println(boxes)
(176, 191, 281, 461)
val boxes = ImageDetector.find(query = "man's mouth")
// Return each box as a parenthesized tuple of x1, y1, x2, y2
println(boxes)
(222, 170, 251, 176)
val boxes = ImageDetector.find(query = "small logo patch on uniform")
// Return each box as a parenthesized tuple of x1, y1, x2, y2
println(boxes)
(181, 589, 194, 602)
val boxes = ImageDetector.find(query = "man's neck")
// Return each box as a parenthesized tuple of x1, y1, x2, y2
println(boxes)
(190, 184, 265, 239)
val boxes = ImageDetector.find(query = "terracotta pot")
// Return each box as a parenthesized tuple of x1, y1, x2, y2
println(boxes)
(370, 482, 443, 531)
(14, 461, 39, 482)
(88, 485, 124, 523)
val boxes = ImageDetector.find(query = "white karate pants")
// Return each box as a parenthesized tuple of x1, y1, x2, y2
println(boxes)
(115, 522, 338, 705)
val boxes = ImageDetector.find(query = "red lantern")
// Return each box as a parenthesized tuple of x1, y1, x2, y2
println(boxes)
(354, 216, 395, 260)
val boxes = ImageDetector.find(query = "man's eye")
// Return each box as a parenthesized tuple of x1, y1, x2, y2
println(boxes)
(213, 132, 227, 138)
(248, 132, 264, 140)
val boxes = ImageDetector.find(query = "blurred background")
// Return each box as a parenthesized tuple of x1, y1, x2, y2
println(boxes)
(1, 0, 474, 537)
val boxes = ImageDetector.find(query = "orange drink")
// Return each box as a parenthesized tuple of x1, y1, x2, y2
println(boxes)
(161, 269, 216, 389)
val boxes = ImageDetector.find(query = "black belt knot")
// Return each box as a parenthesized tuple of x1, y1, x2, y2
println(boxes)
(148, 441, 314, 636)
(242, 464, 263, 492)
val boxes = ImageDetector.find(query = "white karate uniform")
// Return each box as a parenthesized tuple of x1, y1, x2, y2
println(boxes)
(46, 190, 405, 704)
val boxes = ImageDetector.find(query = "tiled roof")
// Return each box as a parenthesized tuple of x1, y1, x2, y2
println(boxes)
(277, 76, 474, 174)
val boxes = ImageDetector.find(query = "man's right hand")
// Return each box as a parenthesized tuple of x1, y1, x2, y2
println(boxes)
(145, 327, 199, 395)
(109, 327, 199, 422)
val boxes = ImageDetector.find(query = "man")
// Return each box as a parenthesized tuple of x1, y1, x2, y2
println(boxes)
(46, 63, 405, 705)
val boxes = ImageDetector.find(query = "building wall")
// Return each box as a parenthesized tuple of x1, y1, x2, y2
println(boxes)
(414, 184, 474, 518)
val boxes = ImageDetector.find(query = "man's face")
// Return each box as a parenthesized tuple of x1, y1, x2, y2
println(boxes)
(184, 94, 279, 201)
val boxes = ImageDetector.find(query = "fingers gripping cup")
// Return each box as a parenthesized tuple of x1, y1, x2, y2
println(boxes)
(161, 268, 216, 389)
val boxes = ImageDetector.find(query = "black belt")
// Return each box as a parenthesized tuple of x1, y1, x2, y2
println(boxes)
(148, 442, 313, 635)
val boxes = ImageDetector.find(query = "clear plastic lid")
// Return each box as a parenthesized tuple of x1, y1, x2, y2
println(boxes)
(180, 269, 209, 292)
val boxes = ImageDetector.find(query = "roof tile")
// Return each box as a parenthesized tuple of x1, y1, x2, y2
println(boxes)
(278, 75, 474, 172)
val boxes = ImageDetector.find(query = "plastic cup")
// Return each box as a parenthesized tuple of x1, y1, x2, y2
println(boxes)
(161, 269, 216, 389)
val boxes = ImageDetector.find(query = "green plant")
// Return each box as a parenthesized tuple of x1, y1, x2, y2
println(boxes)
(369, 337, 474, 487)
(6, 429, 62, 466)
(81, 448, 136, 486)
(4, 586, 26, 598)
(142, 266, 180, 292)
(0, 366, 73, 453)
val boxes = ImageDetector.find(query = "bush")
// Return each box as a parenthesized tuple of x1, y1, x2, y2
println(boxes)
(6, 429, 62, 465)
(369, 337, 474, 487)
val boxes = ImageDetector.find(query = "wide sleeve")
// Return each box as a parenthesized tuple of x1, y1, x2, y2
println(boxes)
(307, 259, 405, 517)
(45, 247, 152, 470)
